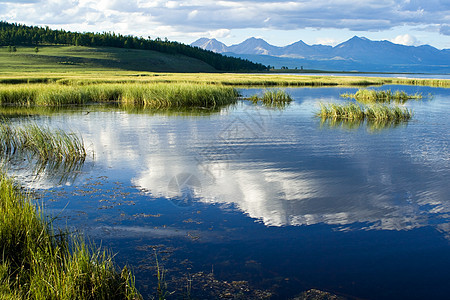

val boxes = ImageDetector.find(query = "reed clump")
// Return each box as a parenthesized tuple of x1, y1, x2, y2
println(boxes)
(120, 83, 239, 108)
(317, 103, 412, 121)
(0, 171, 141, 299)
(341, 89, 422, 104)
(0, 83, 239, 108)
(0, 121, 86, 165)
(249, 88, 293, 107)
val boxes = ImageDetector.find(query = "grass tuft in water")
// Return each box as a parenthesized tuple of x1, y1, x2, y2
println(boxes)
(0, 120, 86, 165)
(341, 89, 422, 104)
(317, 103, 412, 121)
(249, 88, 293, 107)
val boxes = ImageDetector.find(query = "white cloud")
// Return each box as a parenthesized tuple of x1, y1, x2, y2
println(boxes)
(315, 38, 339, 46)
(0, 0, 448, 47)
(207, 28, 230, 39)
(391, 34, 418, 46)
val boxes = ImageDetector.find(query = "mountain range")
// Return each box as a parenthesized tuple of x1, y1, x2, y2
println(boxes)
(192, 36, 450, 73)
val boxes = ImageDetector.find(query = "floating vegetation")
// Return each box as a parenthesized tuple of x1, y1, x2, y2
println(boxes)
(341, 89, 422, 104)
(0, 83, 239, 108)
(0, 171, 141, 299)
(248, 88, 293, 108)
(317, 103, 412, 121)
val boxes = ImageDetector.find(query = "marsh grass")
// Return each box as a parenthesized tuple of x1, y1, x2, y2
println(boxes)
(341, 89, 423, 104)
(317, 103, 412, 121)
(248, 88, 293, 108)
(0, 172, 141, 299)
(120, 83, 239, 108)
(0, 121, 86, 165)
(0, 83, 239, 108)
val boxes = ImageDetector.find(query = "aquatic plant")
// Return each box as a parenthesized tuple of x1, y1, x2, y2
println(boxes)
(0, 83, 239, 108)
(0, 171, 141, 299)
(0, 121, 86, 164)
(341, 89, 422, 104)
(317, 103, 412, 121)
(249, 88, 293, 108)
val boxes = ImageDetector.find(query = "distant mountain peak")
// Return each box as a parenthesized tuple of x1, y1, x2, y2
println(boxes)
(190, 36, 449, 73)
(191, 38, 227, 53)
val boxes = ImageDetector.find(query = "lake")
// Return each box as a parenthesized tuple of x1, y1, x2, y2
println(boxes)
(6, 85, 450, 299)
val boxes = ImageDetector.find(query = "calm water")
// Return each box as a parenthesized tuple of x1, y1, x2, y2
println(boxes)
(7, 85, 450, 299)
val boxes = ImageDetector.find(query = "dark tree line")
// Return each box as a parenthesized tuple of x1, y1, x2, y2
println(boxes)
(0, 21, 268, 71)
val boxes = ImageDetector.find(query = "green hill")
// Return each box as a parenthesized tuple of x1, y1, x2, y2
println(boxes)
(0, 45, 218, 73)
(0, 21, 267, 72)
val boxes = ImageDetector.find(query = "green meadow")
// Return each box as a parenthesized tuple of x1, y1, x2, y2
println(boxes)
(1, 46, 449, 89)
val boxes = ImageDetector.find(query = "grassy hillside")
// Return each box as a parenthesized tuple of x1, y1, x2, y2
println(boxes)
(0, 45, 217, 73)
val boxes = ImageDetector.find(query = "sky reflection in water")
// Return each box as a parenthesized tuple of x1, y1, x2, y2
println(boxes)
(8, 85, 450, 299)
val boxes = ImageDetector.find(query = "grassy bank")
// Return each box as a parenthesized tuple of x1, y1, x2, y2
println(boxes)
(341, 89, 423, 103)
(317, 103, 413, 121)
(0, 171, 141, 299)
(0, 83, 239, 108)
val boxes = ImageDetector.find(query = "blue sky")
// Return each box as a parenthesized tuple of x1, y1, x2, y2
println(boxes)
(1, 0, 449, 49)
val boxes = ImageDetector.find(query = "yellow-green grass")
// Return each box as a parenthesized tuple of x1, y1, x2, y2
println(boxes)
(0, 71, 449, 88)
(341, 89, 423, 103)
(248, 88, 293, 108)
(0, 46, 448, 88)
(0, 83, 239, 108)
(0, 171, 141, 299)
(317, 103, 413, 121)
(0, 121, 86, 165)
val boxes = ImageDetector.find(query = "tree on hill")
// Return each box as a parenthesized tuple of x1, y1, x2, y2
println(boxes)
(0, 21, 267, 71)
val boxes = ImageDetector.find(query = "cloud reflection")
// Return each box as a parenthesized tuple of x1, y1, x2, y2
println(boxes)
(22, 107, 450, 238)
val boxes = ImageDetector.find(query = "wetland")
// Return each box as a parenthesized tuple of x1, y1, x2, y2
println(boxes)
(1, 81, 450, 299)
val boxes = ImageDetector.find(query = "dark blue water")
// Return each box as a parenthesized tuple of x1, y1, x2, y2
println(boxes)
(8, 85, 450, 299)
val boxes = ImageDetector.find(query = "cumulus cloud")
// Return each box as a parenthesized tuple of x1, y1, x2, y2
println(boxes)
(391, 34, 418, 46)
(1, 0, 449, 42)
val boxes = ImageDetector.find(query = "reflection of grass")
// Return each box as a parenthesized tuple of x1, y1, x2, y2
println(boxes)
(341, 89, 423, 104)
(248, 88, 293, 108)
(319, 116, 407, 132)
(0, 171, 141, 299)
(0, 83, 239, 108)
(317, 103, 412, 121)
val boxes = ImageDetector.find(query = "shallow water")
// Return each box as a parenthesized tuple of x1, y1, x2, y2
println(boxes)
(6, 85, 450, 299)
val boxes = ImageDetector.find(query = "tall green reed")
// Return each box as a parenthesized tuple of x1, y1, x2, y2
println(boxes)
(0, 172, 141, 299)
(317, 103, 412, 121)
(0, 83, 239, 108)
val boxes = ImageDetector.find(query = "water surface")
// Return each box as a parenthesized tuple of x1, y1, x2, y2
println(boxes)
(6, 85, 450, 299)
